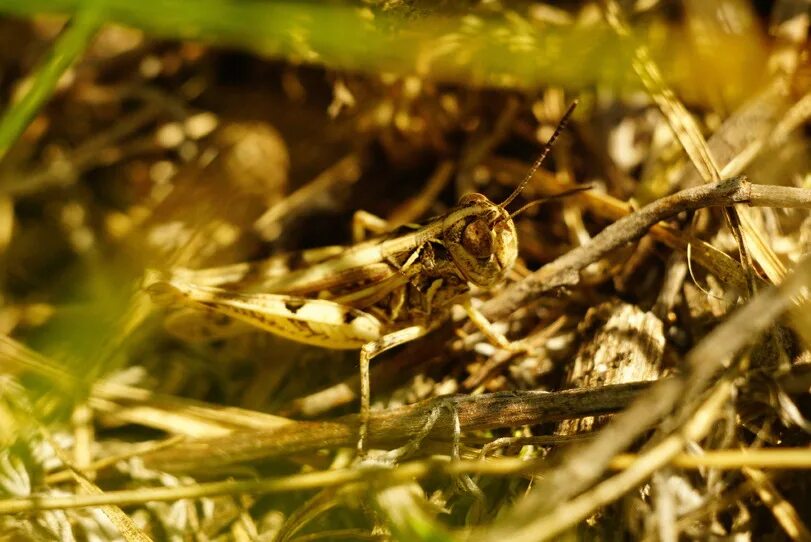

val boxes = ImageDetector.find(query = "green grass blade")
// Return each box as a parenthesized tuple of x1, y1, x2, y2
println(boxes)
(0, 1, 104, 161)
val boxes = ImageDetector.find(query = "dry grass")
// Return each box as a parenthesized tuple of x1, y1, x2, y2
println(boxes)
(0, 1, 810, 540)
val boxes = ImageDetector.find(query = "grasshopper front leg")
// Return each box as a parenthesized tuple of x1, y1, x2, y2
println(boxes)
(462, 298, 529, 353)
(352, 210, 390, 243)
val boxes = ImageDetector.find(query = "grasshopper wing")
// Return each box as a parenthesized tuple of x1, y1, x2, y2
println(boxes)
(148, 280, 382, 349)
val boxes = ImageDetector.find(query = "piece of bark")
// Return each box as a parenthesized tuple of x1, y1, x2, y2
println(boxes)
(557, 301, 665, 435)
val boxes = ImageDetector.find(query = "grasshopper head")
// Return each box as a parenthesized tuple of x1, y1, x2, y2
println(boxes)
(441, 101, 579, 289)
(442, 193, 517, 288)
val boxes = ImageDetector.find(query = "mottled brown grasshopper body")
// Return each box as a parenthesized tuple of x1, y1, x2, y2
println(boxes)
(147, 103, 579, 452)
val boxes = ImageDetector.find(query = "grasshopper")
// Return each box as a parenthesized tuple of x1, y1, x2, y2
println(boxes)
(147, 102, 581, 453)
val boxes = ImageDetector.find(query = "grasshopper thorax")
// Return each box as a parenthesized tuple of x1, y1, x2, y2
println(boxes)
(442, 193, 518, 288)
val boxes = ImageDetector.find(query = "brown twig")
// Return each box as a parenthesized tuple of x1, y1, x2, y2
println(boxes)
(481, 177, 811, 322)
(139, 382, 650, 473)
(488, 155, 751, 291)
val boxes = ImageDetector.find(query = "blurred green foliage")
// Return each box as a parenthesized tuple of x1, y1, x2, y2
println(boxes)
(0, 0, 768, 106)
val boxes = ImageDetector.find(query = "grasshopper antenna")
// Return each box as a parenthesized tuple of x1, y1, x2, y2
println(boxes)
(508, 185, 592, 219)
(499, 99, 579, 210)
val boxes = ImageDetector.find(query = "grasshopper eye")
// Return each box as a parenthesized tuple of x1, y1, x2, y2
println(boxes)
(459, 193, 488, 206)
(462, 219, 494, 259)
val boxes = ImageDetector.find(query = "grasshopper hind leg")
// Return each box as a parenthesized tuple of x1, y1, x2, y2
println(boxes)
(358, 325, 430, 456)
